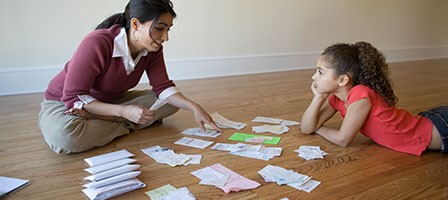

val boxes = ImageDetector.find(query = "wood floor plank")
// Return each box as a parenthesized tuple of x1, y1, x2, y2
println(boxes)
(0, 58, 447, 199)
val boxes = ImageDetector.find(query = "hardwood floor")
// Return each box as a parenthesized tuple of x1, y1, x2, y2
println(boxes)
(1, 59, 447, 200)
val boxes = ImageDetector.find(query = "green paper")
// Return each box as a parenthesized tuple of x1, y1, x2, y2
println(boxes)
(145, 184, 177, 199)
(229, 132, 281, 145)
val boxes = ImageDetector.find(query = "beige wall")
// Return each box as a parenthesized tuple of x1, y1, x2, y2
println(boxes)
(1, 0, 447, 68)
(1, 0, 447, 95)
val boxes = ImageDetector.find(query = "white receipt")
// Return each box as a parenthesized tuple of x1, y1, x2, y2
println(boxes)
(84, 150, 134, 167)
(82, 178, 145, 200)
(210, 112, 247, 130)
(84, 158, 137, 175)
(174, 137, 214, 149)
(83, 171, 141, 189)
(84, 164, 140, 182)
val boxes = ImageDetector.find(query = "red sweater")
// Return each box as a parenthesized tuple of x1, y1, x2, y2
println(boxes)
(45, 25, 175, 108)
(329, 85, 432, 156)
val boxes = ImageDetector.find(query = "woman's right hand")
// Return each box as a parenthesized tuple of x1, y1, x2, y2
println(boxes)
(121, 105, 155, 124)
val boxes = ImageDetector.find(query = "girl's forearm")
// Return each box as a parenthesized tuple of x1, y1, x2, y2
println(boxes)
(300, 96, 327, 134)
(315, 126, 352, 147)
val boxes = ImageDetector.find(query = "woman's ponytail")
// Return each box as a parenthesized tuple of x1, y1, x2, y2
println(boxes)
(95, 2, 130, 30)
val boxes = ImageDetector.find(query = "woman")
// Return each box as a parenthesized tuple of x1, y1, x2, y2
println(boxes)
(38, 0, 220, 154)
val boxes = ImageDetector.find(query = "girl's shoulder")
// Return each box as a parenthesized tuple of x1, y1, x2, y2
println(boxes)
(348, 84, 382, 105)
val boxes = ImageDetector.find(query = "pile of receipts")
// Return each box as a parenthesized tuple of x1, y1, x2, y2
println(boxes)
(294, 146, 328, 160)
(82, 150, 145, 200)
(211, 142, 282, 161)
(258, 165, 320, 193)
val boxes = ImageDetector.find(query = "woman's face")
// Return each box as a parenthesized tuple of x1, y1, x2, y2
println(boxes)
(138, 12, 174, 52)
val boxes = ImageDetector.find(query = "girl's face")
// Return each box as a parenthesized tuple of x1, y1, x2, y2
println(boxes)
(139, 12, 174, 52)
(312, 56, 340, 93)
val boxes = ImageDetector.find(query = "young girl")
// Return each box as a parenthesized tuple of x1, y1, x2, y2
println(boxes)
(38, 0, 220, 154)
(300, 41, 447, 156)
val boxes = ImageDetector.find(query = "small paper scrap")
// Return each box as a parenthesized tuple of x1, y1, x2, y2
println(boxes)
(252, 116, 300, 126)
(209, 112, 247, 130)
(181, 127, 221, 138)
(145, 184, 196, 200)
(294, 146, 328, 160)
(252, 125, 289, 134)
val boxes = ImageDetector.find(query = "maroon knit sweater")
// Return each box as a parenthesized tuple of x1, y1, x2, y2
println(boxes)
(45, 25, 175, 108)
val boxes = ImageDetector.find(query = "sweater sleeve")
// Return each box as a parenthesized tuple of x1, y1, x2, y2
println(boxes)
(60, 31, 113, 108)
(145, 46, 176, 97)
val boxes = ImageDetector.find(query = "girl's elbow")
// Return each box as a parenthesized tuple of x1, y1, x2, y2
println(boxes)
(338, 138, 352, 147)
(299, 127, 314, 134)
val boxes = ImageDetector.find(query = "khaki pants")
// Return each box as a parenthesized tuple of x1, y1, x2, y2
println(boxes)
(38, 90, 179, 154)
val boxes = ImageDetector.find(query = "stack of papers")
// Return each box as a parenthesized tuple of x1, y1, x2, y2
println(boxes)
(145, 184, 196, 200)
(191, 163, 260, 193)
(141, 145, 202, 167)
(294, 146, 328, 160)
(82, 150, 145, 200)
(252, 116, 300, 126)
(181, 127, 221, 138)
(258, 165, 320, 193)
(252, 125, 289, 134)
(211, 142, 282, 161)
(209, 112, 247, 130)
(229, 132, 281, 144)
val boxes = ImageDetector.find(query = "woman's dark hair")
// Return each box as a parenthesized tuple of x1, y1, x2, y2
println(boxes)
(96, 0, 176, 31)
(322, 41, 398, 107)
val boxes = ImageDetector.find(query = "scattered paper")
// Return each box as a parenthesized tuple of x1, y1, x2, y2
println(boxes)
(252, 125, 289, 134)
(174, 137, 214, 149)
(141, 146, 202, 167)
(229, 132, 281, 145)
(258, 165, 320, 193)
(191, 167, 230, 187)
(181, 127, 222, 138)
(191, 163, 260, 193)
(211, 142, 282, 161)
(294, 146, 328, 160)
(252, 116, 300, 126)
(145, 184, 177, 200)
(0, 176, 30, 196)
(209, 112, 247, 130)
(158, 187, 196, 200)
(146, 185, 196, 200)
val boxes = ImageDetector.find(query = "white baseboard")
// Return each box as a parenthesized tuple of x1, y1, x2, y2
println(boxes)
(1, 46, 447, 96)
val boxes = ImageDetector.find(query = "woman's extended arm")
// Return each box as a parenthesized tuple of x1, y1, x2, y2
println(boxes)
(166, 93, 221, 132)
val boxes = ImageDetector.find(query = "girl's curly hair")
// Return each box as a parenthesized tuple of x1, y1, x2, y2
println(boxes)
(322, 41, 398, 107)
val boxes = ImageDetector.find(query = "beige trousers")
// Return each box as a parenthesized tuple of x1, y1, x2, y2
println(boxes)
(38, 90, 179, 154)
